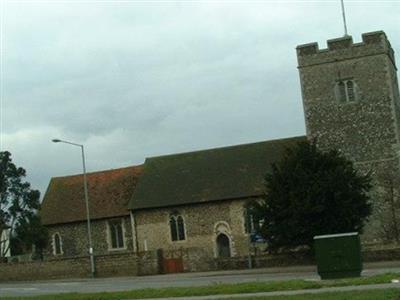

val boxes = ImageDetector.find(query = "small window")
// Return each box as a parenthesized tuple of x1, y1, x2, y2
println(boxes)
(177, 216, 186, 240)
(169, 214, 186, 241)
(109, 220, 125, 249)
(53, 233, 63, 255)
(338, 81, 347, 103)
(336, 79, 357, 103)
(244, 207, 261, 234)
(346, 80, 355, 101)
(169, 216, 178, 241)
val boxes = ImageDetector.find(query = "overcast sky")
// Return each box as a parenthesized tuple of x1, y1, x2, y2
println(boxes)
(1, 0, 399, 196)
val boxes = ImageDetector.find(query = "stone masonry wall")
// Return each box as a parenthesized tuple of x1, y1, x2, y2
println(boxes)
(162, 247, 215, 273)
(45, 216, 134, 259)
(297, 31, 400, 241)
(134, 199, 253, 258)
(0, 252, 138, 282)
(4, 246, 400, 281)
(136, 250, 161, 275)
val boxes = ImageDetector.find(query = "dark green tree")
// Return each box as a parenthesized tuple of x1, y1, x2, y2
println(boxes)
(0, 151, 47, 257)
(252, 141, 372, 253)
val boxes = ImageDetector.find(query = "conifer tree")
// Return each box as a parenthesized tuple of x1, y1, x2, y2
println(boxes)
(252, 141, 372, 252)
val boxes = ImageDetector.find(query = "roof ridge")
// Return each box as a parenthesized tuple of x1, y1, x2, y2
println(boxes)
(51, 164, 143, 180)
(146, 135, 306, 160)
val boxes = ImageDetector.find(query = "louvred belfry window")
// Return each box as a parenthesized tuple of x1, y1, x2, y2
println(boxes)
(346, 80, 355, 101)
(336, 79, 357, 103)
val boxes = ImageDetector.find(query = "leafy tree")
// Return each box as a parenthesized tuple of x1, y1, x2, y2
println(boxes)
(0, 151, 47, 257)
(251, 141, 372, 253)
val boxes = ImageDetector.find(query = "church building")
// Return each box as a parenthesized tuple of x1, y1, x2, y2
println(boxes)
(40, 30, 400, 273)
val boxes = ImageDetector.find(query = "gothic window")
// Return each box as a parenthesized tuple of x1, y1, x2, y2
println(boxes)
(170, 216, 178, 241)
(244, 207, 261, 234)
(346, 80, 355, 101)
(53, 233, 63, 255)
(108, 220, 125, 249)
(169, 214, 186, 241)
(338, 81, 347, 103)
(336, 79, 357, 103)
(177, 216, 186, 240)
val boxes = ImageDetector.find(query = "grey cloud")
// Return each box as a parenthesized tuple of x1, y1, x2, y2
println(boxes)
(1, 1, 399, 196)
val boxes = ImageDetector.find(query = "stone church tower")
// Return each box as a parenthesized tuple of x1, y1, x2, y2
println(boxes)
(297, 31, 400, 241)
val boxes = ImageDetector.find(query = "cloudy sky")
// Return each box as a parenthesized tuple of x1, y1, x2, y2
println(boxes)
(1, 0, 399, 196)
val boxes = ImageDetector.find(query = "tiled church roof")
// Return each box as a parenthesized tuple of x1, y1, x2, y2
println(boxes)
(41, 165, 143, 225)
(129, 136, 306, 210)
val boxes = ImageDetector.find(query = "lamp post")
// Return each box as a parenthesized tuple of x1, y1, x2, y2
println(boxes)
(52, 139, 96, 277)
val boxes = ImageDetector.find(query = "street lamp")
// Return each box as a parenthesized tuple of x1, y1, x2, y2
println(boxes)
(52, 139, 96, 277)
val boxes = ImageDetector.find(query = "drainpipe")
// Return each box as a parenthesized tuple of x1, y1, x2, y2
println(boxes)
(130, 211, 139, 252)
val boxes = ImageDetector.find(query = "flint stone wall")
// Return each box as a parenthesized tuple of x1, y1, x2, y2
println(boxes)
(45, 216, 134, 258)
(134, 199, 253, 258)
(0, 251, 138, 282)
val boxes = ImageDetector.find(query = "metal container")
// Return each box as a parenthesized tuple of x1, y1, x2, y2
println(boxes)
(314, 232, 362, 279)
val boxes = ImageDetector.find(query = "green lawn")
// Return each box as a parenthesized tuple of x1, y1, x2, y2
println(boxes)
(2, 273, 400, 300)
(234, 288, 400, 300)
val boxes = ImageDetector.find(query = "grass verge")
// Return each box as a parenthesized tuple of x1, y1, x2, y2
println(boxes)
(233, 288, 400, 300)
(2, 272, 400, 300)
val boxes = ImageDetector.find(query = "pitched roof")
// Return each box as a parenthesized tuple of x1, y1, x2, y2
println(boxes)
(41, 165, 143, 225)
(129, 136, 306, 210)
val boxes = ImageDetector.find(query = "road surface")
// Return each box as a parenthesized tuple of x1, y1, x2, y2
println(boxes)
(1, 263, 400, 298)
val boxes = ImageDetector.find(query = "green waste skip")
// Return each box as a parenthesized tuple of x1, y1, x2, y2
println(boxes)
(314, 232, 362, 280)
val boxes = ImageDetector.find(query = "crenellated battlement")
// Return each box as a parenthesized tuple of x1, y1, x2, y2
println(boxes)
(297, 31, 396, 68)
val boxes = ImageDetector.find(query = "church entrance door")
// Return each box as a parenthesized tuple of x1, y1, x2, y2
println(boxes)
(216, 233, 231, 258)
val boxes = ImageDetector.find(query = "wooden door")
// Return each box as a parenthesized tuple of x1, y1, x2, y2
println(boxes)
(163, 258, 184, 273)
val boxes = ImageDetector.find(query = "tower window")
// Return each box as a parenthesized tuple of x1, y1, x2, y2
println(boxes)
(346, 81, 355, 101)
(338, 81, 346, 103)
(335, 80, 357, 103)
(169, 214, 186, 241)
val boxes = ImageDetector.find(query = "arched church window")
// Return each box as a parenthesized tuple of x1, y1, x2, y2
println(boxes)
(53, 233, 63, 255)
(108, 219, 125, 249)
(177, 216, 186, 240)
(169, 216, 178, 241)
(169, 214, 186, 241)
(336, 79, 358, 103)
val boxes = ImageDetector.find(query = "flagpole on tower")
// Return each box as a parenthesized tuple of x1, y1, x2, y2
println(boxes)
(341, 0, 349, 36)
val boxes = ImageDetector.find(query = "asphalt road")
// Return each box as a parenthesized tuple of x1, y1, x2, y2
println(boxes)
(1, 264, 400, 298)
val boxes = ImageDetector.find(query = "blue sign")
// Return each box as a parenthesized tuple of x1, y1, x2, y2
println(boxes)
(250, 233, 266, 243)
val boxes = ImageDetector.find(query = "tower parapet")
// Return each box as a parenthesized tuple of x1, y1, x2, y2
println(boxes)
(297, 31, 396, 68)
